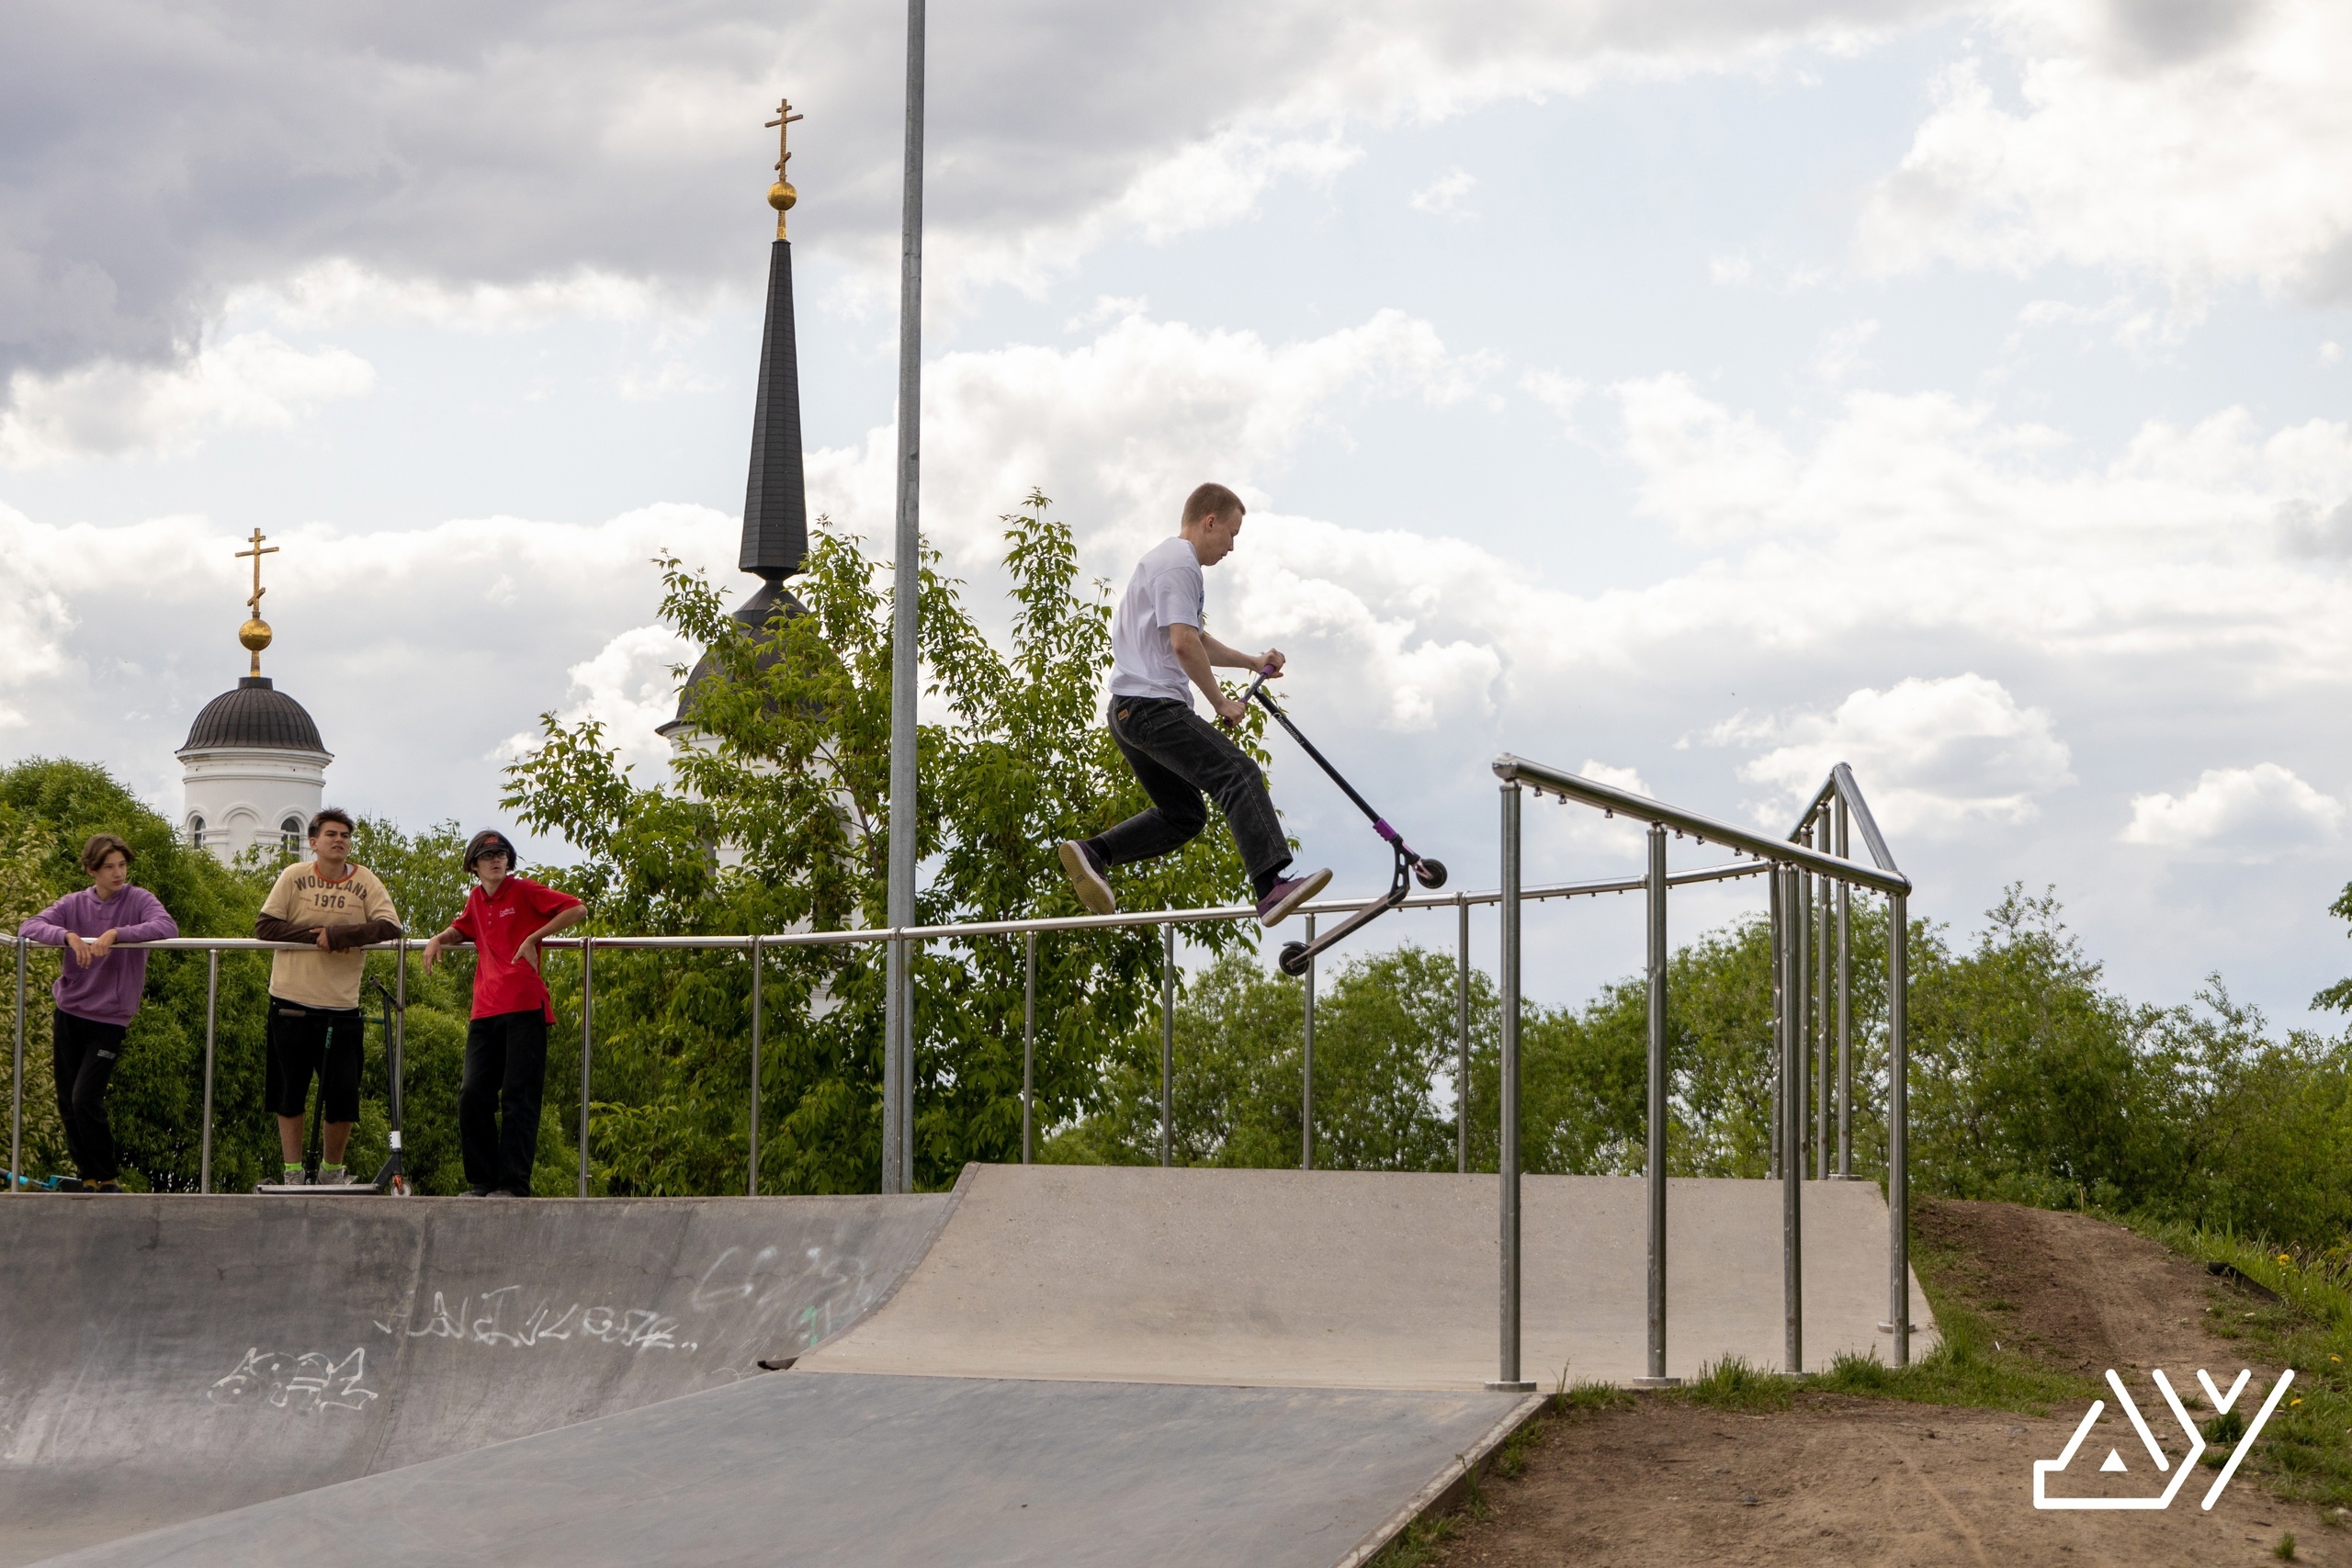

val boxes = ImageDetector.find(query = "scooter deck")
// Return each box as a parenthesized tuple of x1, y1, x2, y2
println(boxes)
(253, 1182, 385, 1196)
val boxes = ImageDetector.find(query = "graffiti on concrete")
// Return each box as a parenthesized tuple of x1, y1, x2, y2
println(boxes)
(207, 1348, 379, 1415)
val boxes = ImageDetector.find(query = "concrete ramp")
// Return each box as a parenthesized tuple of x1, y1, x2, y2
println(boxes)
(0, 1191, 953, 1565)
(39, 1374, 1535, 1568)
(7, 1166, 1934, 1566)
(799, 1165, 1935, 1388)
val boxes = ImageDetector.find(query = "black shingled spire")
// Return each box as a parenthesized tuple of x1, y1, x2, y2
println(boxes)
(738, 236, 808, 601)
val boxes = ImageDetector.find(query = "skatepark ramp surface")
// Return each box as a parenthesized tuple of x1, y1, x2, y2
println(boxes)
(800, 1163, 1936, 1388)
(0, 1190, 954, 1565)
(36, 1374, 1534, 1568)
(6, 1165, 1933, 1566)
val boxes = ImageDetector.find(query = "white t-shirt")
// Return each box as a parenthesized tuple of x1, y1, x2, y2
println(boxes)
(1109, 536, 1205, 705)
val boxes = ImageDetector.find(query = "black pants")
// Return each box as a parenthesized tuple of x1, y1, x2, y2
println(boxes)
(264, 998, 363, 1122)
(52, 1010, 126, 1182)
(1090, 696, 1291, 890)
(461, 1010, 548, 1195)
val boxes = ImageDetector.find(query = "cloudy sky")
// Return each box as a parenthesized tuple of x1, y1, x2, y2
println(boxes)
(5, 0, 2350, 1023)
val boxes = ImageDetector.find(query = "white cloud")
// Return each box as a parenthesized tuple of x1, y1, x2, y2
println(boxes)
(1860, 0, 2352, 301)
(1579, 760, 1651, 795)
(497, 624, 698, 781)
(1409, 167, 1478, 217)
(0, 502, 735, 818)
(1812, 318, 1878, 382)
(0, 0, 1948, 394)
(0, 333, 374, 466)
(2325, 342, 2345, 368)
(1727, 675, 2075, 835)
(804, 308, 1496, 565)
(2122, 763, 2346, 861)
(252, 260, 672, 335)
(1521, 369, 1589, 428)
(1604, 378, 2352, 678)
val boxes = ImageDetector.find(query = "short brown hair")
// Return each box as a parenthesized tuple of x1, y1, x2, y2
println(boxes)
(309, 807, 356, 840)
(1182, 482, 1246, 528)
(81, 833, 134, 874)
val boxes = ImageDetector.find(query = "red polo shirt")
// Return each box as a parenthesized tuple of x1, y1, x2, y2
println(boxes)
(451, 876, 582, 1021)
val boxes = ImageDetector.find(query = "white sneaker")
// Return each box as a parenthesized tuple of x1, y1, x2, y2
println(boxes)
(1058, 840, 1115, 915)
(313, 1167, 353, 1187)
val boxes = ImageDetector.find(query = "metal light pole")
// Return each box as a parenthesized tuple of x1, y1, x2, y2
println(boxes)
(882, 0, 927, 1196)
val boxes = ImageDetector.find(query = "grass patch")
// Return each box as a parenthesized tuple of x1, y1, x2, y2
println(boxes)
(1672, 1354, 1796, 1412)
(2116, 1215, 2352, 1510)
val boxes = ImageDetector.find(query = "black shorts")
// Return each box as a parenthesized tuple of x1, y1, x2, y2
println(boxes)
(264, 998, 364, 1121)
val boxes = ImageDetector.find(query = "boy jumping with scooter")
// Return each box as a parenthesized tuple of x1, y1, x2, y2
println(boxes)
(1059, 483, 1330, 926)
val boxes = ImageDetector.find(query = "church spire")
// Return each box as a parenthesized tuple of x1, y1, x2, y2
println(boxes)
(738, 96, 809, 604)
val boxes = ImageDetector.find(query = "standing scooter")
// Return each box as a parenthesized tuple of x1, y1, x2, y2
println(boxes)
(1238, 668, 1445, 976)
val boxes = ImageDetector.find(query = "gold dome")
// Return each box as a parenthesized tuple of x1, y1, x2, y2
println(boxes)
(239, 617, 273, 654)
(769, 180, 797, 214)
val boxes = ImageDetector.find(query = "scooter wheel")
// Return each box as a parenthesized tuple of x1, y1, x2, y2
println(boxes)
(1278, 941, 1310, 977)
(1413, 858, 1449, 889)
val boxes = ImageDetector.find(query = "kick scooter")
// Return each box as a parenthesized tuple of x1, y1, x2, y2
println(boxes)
(1237, 668, 1445, 976)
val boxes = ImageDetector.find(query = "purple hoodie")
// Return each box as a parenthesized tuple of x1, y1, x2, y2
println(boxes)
(19, 886, 179, 1027)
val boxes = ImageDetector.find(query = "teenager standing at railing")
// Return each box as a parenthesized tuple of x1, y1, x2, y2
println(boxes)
(18, 834, 179, 1193)
(418, 829, 585, 1198)
(254, 808, 402, 1187)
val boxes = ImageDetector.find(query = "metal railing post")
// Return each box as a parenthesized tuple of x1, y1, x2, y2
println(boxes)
(1637, 823, 1677, 1386)
(1301, 912, 1315, 1172)
(883, 934, 905, 1194)
(578, 936, 594, 1198)
(1768, 882, 1782, 1182)
(902, 944, 918, 1194)
(391, 937, 407, 1191)
(1023, 931, 1035, 1166)
(13, 936, 26, 1193)
(1455, 893, 1469, 1176)
(1489, 780, 1532, 1390)
(1888, 891, 1910, 1367)
(1159, 922, 1173, 1168)
(1835, 799, 1852, 1179)
(1780, 864, 1804, 1374)
(1795, 854, 1811, 1181)
(1815, 843, 1831, 1181)
(748, 936, 763, 1198)
(200, 949, 219, 1194)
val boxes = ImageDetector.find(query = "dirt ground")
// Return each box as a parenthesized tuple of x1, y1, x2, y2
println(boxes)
(1422, 1198, 2336, 1567)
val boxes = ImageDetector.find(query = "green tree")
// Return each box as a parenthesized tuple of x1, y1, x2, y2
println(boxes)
(1046, 944, 1477, 1171)
(502, 494, 1261, 1194)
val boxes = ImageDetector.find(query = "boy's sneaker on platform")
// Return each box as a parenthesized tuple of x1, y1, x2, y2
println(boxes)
(1254, 868, 1330, 928)
(314, 1165, 352, 1187)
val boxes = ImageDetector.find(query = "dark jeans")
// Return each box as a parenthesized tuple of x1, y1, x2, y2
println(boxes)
(1091, 696, 1290, 891)
(52, 1010, 126, 1182)
(461, 1010, 548, 1195)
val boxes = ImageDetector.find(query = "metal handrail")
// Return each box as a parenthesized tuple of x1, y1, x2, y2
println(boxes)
(1493, 752, 1910, 896)
(0, 862, 1769, 958)
(1793, 761, 1900, 876)
(3, 857, 1777, 1201)
(1487, 749, 1913, 1391)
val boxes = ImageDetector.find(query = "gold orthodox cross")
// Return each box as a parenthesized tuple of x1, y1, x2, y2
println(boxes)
(235, 527, 277, 616)
(765, 96, 803, 238)
(234, 528, 278, 673)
